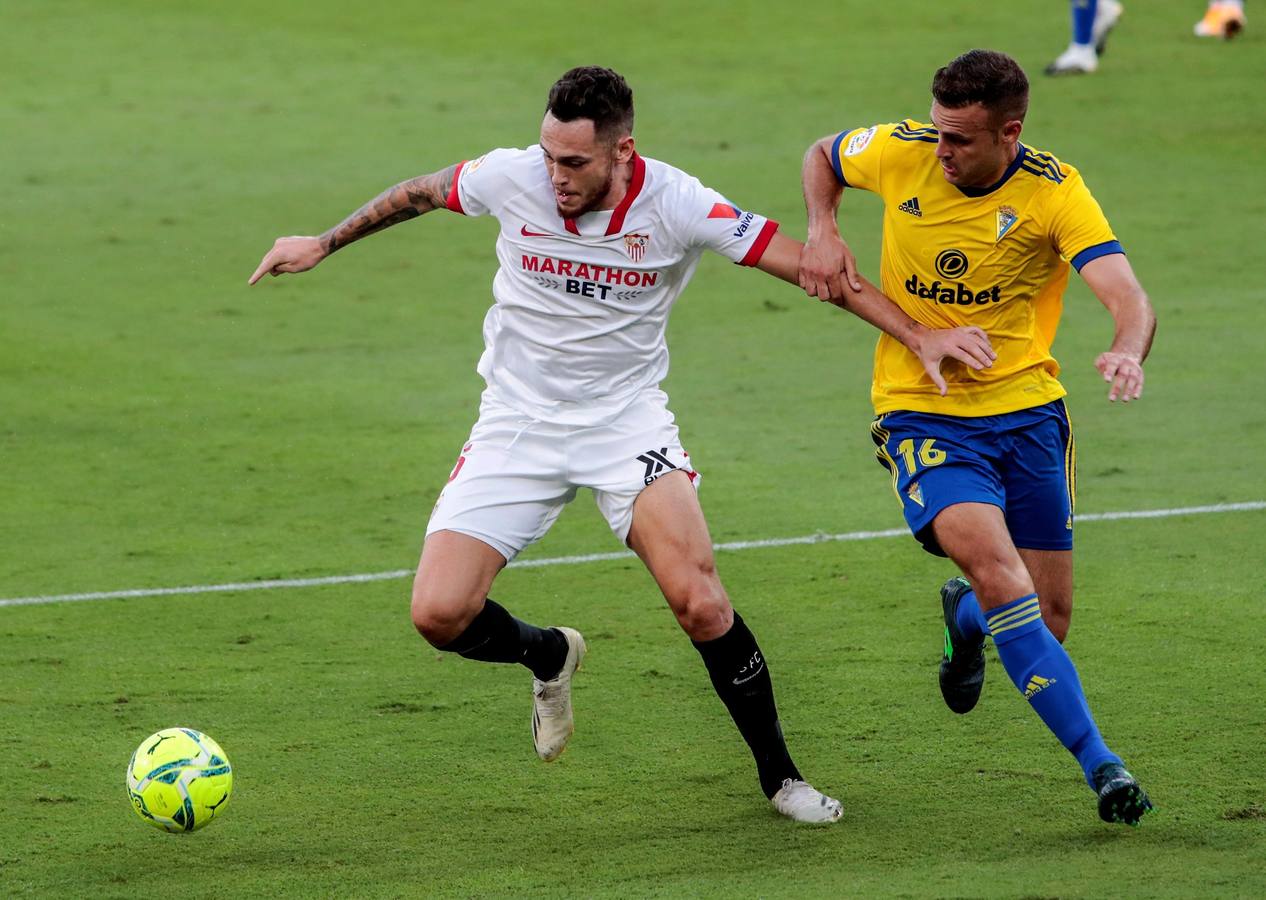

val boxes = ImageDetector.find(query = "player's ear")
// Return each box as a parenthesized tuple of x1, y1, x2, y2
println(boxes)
(613, 134, 635, 163)
(1000, 118, 1023, 145)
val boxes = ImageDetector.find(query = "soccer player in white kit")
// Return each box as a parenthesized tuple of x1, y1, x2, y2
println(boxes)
(250, 67, 994, 823)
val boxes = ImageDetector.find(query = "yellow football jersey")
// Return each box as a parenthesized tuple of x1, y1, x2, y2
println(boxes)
(832, 120, 1123, 416)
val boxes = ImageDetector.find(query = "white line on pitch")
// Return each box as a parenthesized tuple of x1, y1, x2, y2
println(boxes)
(2, 500, 1262, 609)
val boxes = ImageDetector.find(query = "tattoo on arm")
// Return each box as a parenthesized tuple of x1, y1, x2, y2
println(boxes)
(321, 164, 458, 254)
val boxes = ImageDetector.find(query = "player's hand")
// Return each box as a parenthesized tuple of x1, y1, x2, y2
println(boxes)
(798, 234, 861, 301)
(1095, 351, 1144, 402)
(916, 326, 996, 396)
(248, 236, 327, 285)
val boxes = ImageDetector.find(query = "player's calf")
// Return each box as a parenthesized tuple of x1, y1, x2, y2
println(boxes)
(692, 612, 814, 804)
(986, 593, 1152, 823)
(444, 598, 568, 673)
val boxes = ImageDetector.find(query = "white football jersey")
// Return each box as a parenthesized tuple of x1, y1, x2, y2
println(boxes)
(444, 146, 778, 425)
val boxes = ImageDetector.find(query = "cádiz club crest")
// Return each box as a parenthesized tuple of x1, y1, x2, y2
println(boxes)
(996, 205, 1019, 242)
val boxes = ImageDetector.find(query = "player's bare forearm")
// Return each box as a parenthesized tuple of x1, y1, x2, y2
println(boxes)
(755, 231, 994, 393)
(247, 164, 457, 285)
(761, 232, 927, 337)
(842, 282, 996, 394)
(802, 137, 845, 242)
(799, 136, 861, 296)
(760, 232, 907, 328)
(320, 164, 457, 255)
(837, 279, 925, 343)
(753, 230, 805, 285)
(1080, 253, 1157, 361)
(1080, 253, 1156, 401)
(1107, 288, 1156, 362)
(1105, 281, 1156, 363)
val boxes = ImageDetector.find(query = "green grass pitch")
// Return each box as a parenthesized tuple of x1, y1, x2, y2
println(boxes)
(3, 1, 1264, 896)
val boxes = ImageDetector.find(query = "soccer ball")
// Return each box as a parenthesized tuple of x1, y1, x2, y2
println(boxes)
(126, 727, 233, 833)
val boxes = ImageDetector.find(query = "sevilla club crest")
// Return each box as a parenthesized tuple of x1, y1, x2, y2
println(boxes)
(623, 232, 649, 262)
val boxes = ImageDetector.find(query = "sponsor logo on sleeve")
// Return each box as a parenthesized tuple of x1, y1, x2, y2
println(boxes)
(844, 126, 877, 157)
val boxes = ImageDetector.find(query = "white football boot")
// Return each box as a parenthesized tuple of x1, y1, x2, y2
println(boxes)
(771, 778, 844, 824)
(1092, 0, 1125, 55)
(1044, 42, 1099, 76)
(531, 627, 586, 762)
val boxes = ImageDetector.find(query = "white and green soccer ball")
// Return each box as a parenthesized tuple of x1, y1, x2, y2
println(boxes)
(126, 728, 233, 833)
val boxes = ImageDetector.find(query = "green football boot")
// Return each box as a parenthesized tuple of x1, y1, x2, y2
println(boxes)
(1091, 762, 1154, 826)
(939, 576, 986, 714)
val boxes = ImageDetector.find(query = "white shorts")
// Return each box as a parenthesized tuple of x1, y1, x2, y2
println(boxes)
(426, 388, 700, 561)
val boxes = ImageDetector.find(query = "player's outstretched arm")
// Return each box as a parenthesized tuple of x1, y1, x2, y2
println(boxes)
(247, 164, 458, 285)
(826, 275, 997, 397)
(800, 135, 861, 298)
(755, 232, 996, 395)
(1079, 253, 1157, 402)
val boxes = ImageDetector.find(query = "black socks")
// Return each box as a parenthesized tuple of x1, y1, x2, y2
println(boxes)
(692, 612, 801, 799)
(442, 602, 801, 798)
(440, 598, 568, 681)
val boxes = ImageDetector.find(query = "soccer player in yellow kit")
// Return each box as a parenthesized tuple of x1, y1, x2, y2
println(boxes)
(799, 50, 1157, 825)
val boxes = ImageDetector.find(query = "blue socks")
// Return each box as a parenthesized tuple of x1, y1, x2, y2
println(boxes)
(955, 588, 989, 641)
(1072, 0, 1098, 45)
(987, 593, 1121, 785)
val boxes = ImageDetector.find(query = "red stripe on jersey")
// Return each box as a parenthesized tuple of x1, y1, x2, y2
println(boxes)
(564, 218, 580, 235)
(445, 161, 467, 214)
(604, 152, 646, 236)
(738, 219, 779, 266)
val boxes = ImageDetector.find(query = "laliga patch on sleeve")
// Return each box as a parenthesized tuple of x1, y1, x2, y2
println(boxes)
(464, 153, 489, 174)
(844, 127, 877, 157)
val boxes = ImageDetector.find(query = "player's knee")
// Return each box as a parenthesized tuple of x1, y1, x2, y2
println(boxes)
(410, 582, 477, 648)
(409, 601, 452, 647)
(1042, 600, 1071, 643)
(665, 565, 732, 640)
(960, 555, 1033, 609)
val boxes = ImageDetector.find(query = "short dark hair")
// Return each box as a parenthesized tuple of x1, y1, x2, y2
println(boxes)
(546, 66, 634, 141)
(932, 50, 1029, 124)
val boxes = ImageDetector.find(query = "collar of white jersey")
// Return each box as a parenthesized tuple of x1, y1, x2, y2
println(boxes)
(561, 152, 647, 237)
